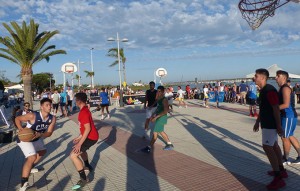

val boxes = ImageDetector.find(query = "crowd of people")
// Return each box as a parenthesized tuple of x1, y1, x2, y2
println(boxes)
(7, 68, 300, 191)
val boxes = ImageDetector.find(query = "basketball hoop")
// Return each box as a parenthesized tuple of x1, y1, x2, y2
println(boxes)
(65, 65, 74, 73)
(238, 0, 299, 30)
(61, 63, 77, 74)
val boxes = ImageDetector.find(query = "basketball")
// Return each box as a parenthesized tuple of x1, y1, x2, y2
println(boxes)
(18, 128, 35, 142)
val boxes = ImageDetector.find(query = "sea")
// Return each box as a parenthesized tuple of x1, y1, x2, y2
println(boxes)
(168, 79, 299, 92)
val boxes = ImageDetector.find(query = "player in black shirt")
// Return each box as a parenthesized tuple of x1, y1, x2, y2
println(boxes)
(143, 81, 157, 138)
(253, 68, 286, 190)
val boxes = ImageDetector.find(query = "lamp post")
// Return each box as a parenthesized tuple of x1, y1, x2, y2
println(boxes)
(90, 48, 94, 88)
(76, 59, 84, 87)
(107, 32, 128, 107)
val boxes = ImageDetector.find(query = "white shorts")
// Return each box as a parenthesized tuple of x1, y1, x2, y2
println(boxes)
(17, 139, 46, 158)
(146, 107, 157, 119)
(262, 129, 278, 146)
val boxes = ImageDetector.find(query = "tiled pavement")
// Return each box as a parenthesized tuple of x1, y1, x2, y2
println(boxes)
(1, 99, 300, 191)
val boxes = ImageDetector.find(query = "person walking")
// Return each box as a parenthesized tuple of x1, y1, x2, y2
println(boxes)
(15, 98, 56, 191)
(275, 70, 300, 165)
(70, 92, 99, 190)
(99, 87, 110, 120)
(143, 81, 157, 138)
(140, 85, 174, 153)
(248, 78, 258, 117)
(253, 68, 286, 190)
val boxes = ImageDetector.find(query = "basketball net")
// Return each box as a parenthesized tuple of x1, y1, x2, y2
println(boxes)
(238, 0, 292, 30)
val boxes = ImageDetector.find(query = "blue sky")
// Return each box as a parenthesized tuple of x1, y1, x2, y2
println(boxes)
(0, 0, 300, 85)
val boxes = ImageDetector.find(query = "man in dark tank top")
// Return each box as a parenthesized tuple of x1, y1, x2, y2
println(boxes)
(275, 70, 300, 165)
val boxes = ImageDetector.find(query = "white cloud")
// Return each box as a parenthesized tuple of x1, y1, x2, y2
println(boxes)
(0, 0, 299, 56)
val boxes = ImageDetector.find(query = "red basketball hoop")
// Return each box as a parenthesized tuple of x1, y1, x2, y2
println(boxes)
(238, 0, 299, 30)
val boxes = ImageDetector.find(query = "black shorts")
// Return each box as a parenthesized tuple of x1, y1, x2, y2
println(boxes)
(100, 104, 109, 107)
(67, 100, 73, 106)
(52, 104, 59, 110)
(249, 98, 256, 106)
(81, 138, 97, 152)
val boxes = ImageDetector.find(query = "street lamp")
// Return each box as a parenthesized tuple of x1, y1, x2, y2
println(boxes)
(90, 48, 94, 88)
(107, 32, 128, 107)
(76, 59, 84, 87)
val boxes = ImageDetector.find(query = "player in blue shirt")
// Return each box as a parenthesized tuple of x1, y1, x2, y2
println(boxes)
(276, 70, 300, 165)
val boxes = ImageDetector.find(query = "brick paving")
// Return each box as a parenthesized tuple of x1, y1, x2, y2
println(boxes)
(0, 99, 300, 191)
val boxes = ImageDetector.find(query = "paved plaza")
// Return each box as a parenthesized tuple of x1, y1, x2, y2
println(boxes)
(1, 99, 300, 191)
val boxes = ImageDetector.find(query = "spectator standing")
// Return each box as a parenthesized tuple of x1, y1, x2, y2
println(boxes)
(66, 86, 74, 113)
(248, 78, 258, 117)
(99, 87, 110, 120)
(165, 87, 174, 112)
(51, 90, 60, 116)
(60, 89, 68, 117)
(239, 80, 248, 105)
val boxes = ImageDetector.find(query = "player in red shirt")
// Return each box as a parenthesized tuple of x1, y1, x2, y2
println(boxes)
(70, 92, 99, 190)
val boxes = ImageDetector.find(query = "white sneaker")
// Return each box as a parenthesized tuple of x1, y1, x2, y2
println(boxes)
(283, 159, 291, 166)
(19, 182, 30, 191)
(101, 115, 104, 120)
(107, 114, 110, 119)
(30, 168, 39, 173)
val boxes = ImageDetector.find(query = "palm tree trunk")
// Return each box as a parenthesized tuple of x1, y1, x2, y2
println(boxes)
(123, 63, 126, 85)
(22, 74, 33, 109)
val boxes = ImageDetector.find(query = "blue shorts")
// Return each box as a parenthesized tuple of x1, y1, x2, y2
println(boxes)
(281, 117, 297, 138)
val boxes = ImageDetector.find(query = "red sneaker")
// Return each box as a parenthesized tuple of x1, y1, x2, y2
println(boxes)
(253, 113, 258, 118)
(266, 176, 286, 190)
(267, 170, 288, 178)
(249, 113, 254, 117)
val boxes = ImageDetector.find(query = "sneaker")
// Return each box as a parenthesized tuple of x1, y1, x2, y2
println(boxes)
(30, 168, 39, 174)
(140, 146, 151, 153)
(283, 159, 291, 166)
(19, 182, 30, 191)
(71, 179, 89, 190)
(249, 113, 253, 117)
(107, 114, 111, 119)
(19, 182, 36, 191)
(84, 165, 94, 173)
(253, 113, 258, 118)
(267, 170, 288, 178)
(101, 115, 104, 120)
(266, 176, 285, 190)
(291, 156, 300, 164)
(163, 144, 174, 151)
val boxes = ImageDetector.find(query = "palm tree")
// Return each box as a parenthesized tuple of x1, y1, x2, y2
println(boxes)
(84, 70, 94, 88)
(74, 74, 80, 86)
(106, 48, 127, 84)
(0, 19, 66, 106)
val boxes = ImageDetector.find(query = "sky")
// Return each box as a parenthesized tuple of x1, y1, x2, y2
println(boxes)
(0, 0, 300, 86)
